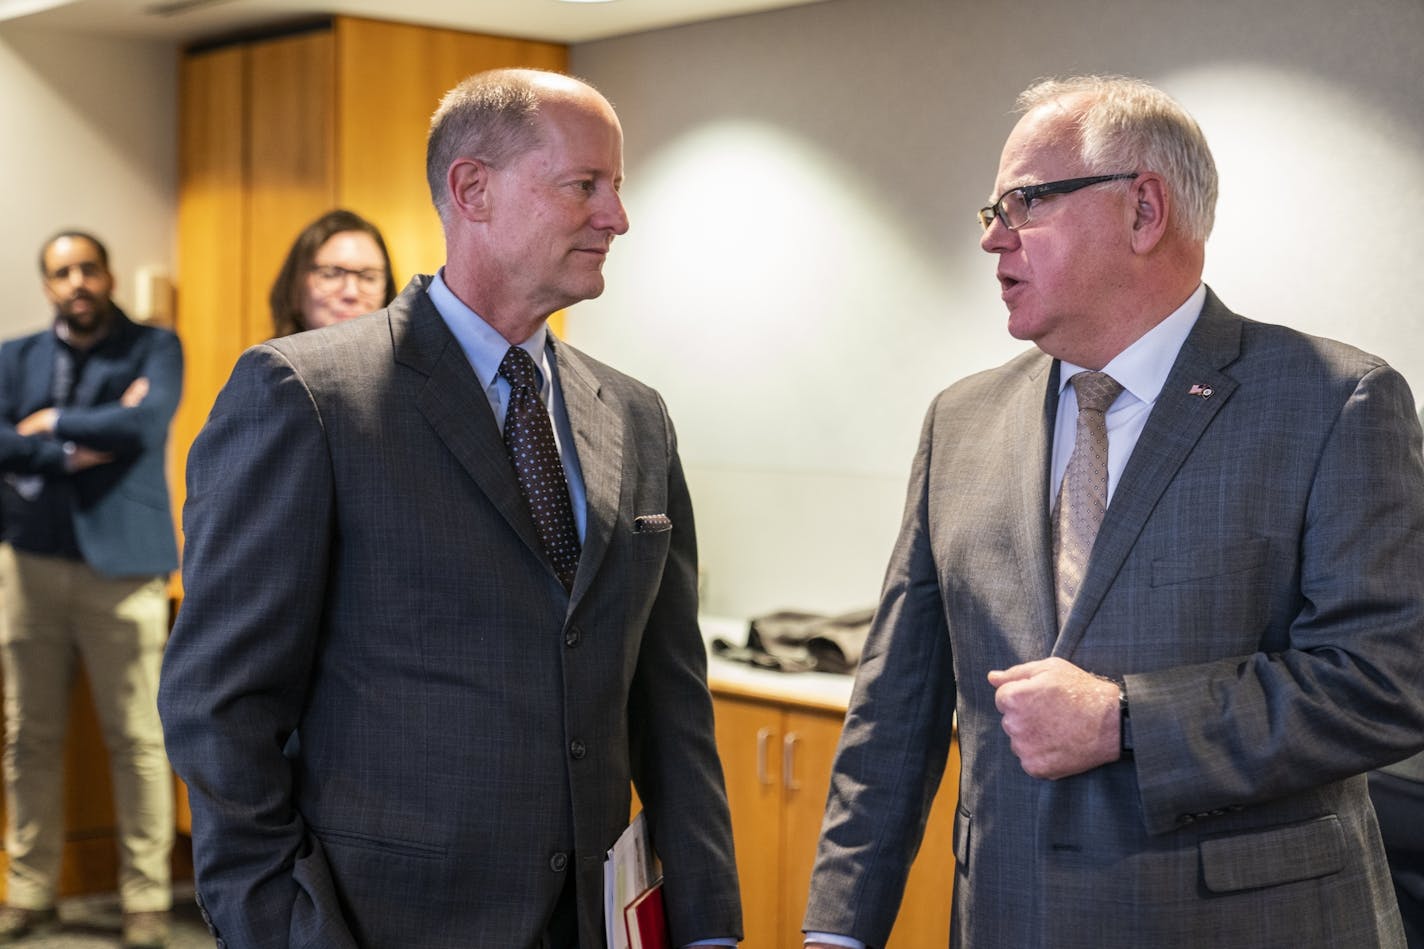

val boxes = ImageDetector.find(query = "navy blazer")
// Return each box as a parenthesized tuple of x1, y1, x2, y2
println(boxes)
(0, 308, 182, 578)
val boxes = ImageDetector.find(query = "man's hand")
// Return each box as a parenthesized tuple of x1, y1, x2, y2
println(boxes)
(66, 444, 115, 471)
(120, 376, 149, 407)
(988, 658, 1120, 779)
(16, 407, 58, 437)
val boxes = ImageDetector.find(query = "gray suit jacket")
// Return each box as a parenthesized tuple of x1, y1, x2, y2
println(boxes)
(805, 289, 1424, 948)
(159, 278, 741, 948)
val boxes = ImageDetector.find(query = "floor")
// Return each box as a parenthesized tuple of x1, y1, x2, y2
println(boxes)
(4, 885, 212, 948)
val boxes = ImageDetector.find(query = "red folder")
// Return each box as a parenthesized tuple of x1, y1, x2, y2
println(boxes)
(624, 881, 670, 949)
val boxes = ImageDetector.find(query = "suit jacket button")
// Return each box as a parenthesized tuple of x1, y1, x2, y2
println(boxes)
(550, 852, 569, 872)
(565, 627, 581, 648)
(569, 740, 586, 759)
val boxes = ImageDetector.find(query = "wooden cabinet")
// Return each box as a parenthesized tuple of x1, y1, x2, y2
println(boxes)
(712, 685, 958, 948)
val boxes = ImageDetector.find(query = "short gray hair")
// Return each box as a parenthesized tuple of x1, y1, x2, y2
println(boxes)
(1018, 76, 1218, 242)
(426, 69, 552, 222)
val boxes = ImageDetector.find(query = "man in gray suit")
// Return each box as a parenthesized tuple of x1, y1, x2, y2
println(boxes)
(804, 76, 1424, 948)
(158, 69, 742, 948)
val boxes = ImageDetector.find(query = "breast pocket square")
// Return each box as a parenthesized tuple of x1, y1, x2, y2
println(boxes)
(633, 513, 673, 533)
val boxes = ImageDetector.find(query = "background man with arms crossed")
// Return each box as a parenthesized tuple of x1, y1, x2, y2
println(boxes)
(0, 231, 180, 948)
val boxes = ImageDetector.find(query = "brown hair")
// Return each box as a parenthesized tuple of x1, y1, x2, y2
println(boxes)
(268, 209, 397, 337)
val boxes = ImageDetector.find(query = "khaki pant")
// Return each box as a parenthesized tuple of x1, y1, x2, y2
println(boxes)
(0, 545, 173, 913)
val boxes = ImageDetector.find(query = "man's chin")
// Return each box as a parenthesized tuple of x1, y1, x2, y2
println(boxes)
(1005, 314, 1036, 343)
(61, 308, 104, 334)
(565, 276, 607, 305)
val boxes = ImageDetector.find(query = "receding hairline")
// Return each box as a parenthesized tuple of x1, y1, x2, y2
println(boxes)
(39, 231, 109, 275)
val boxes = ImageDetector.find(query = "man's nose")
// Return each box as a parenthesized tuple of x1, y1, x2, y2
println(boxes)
(600, 192, 630, 236)
(979, 215, 1016, 253)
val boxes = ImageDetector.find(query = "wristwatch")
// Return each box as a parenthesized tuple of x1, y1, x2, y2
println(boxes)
(1115, 678, 1134, 759)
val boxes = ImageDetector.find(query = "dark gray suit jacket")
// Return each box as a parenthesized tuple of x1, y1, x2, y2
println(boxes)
(805, 289, 1424, 948)
(159, 278, 741, 948)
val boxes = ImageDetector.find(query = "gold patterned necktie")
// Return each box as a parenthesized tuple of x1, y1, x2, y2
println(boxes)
(499, 346, 581, 591)
(1052, 371, 1124, 629)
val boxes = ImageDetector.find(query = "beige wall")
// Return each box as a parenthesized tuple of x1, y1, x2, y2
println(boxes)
(0, 25, 176, 336)
(568, 0, 1424, 619)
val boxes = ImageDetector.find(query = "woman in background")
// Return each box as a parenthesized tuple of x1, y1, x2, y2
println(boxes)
(269, 209, 397, 337)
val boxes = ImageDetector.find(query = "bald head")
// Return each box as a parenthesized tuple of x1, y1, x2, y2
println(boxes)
(426, 68, 615, 224)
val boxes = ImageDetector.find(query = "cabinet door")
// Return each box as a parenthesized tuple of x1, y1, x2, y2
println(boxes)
(172, 42, 247, 576)
(887, 732, 958, 946)
(778, 708, 845, 948)
(245, 28, 337, 344)
(713, 696, 782, 947)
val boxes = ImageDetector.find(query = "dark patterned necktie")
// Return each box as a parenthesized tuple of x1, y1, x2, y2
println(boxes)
(498, 346, 580, 590)
(1052, 371, 1124, 629)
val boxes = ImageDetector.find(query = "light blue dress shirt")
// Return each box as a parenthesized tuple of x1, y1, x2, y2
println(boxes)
(427, 270, 587, 542)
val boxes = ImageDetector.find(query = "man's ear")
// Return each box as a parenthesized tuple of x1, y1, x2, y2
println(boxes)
(1129, 173, 1170, 254)
(447, 158, 492, 222)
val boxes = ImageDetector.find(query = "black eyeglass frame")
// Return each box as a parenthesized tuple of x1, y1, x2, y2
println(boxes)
(978, 173, 1140, 231)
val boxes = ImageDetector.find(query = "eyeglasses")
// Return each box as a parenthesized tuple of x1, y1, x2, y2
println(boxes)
(978, 173, 1139, 231)
(310, 264, 386, 293)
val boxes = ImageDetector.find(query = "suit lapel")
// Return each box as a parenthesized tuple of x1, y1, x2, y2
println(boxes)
(1008, 354, 1062, 652)
(552, 340, 623, 607)
(1053, 290, 1243, 656)
(391, 281, 551, 572)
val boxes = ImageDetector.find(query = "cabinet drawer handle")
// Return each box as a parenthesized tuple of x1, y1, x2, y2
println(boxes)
(755, 727, 775, 786)
(783, 732, 802, 791)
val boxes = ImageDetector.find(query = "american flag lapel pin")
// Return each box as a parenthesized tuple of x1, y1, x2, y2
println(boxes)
(1188, 383, 1214, 399)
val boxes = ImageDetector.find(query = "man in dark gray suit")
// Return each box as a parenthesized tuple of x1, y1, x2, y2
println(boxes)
(159, 69, 741, 948)
(804, 76, 1424, 948)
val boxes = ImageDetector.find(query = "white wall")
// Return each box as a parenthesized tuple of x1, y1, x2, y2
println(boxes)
(569, 0, 1424, 621)
(2, 0, 1419, 624)
(0, 24, 176, 336)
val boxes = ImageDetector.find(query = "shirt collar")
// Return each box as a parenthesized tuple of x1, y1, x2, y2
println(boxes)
(1058, 282, 1207, 406)
(428, 268, 550, 388)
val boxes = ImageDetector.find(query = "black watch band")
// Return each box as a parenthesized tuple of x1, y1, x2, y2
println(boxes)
(1115, 678, 1133, 759)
